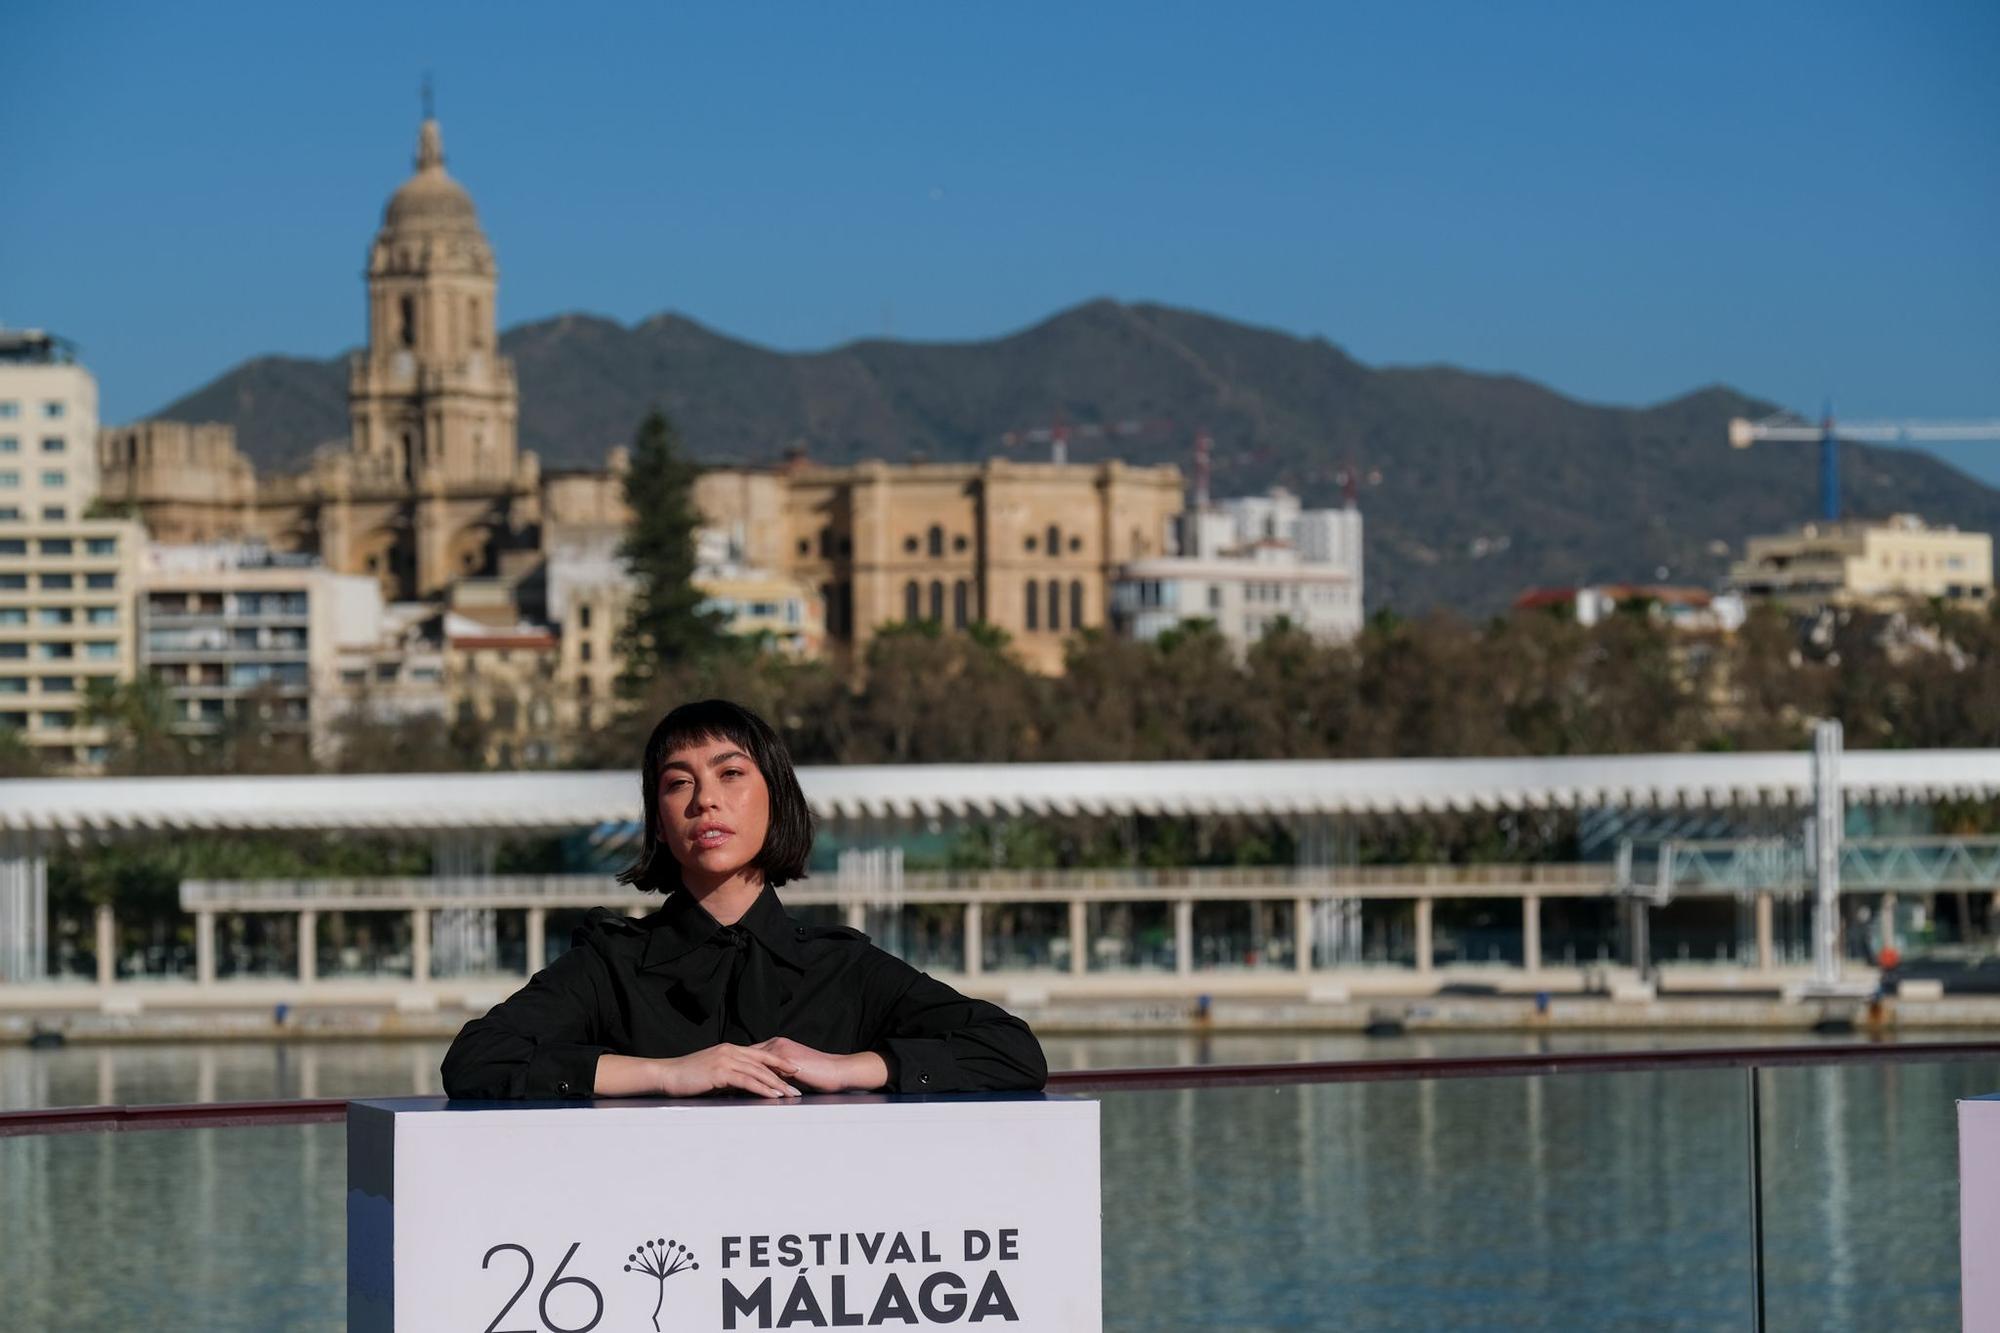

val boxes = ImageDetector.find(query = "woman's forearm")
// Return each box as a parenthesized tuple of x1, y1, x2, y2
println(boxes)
(592, 1053, 662, 1096)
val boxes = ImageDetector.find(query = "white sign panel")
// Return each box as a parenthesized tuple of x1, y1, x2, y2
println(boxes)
(1964, 1096, 2000, 1332)
(349, 1094, 1101, 1333)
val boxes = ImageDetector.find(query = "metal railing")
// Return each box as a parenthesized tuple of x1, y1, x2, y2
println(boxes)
(5, 1040, 1995, 1138)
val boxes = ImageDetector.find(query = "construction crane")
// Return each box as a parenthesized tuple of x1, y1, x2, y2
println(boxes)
(1728, 410, 2000, 521)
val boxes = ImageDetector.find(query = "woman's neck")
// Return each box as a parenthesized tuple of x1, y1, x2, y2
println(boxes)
(683, 869, 765, 926)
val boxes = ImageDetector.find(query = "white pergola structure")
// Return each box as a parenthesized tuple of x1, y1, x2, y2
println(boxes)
(4, 749, 1998, 988)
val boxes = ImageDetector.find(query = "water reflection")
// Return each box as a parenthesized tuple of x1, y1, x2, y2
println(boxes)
(0, 1039, 1989, 1330)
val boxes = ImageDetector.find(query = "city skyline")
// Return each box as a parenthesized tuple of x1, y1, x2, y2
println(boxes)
(2, 2, 1996, 482)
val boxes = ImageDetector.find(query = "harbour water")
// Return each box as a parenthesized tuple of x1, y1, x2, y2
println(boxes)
(0, 1034, 1987, 1330)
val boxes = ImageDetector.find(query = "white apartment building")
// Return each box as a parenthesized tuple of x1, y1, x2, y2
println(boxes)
(0, 330, 144, 768)
(140, 541, 390, 761)
(1113, 488, 1365, 652)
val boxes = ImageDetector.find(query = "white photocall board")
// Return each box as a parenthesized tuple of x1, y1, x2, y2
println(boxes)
(1965, 1095, 2000, 1332)
(349, 1093, 1101, 1333)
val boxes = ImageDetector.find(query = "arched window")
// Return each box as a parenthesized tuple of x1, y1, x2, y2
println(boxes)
(929, 580, 944, 622)
(468, 297, 484, 347)
(1024, 580, 1038, 631)
(1046, 524, 1061, 559)
(904, 580, 920, 622)
(927, 524, 944, 558)
(398, 296, 416, 349)
(819, 527, 834, 559)
(1070, 580, 1084, 629)
(1047, 579, 1062, 631)
(952, 580, 969, 629)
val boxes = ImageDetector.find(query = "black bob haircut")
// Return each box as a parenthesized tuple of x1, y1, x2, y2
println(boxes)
(616, 698, 816, 896)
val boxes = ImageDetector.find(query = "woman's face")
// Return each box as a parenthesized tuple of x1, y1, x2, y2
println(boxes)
(657, 734, 772, 890)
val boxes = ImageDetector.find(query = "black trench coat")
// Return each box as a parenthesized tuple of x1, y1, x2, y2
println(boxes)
(440, 885, 1048, 1100)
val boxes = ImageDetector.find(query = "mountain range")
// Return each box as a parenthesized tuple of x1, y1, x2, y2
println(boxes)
(151, 300, 2000, 615)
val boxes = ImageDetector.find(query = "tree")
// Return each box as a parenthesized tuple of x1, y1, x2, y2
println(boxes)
(615, 409, 729, 696)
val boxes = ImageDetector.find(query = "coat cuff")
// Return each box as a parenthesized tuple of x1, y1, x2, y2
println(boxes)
(880, 1037, 956, 1094)
(526, 1042, 610, 1099)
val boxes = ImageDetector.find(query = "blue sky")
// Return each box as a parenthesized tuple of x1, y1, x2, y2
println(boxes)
(2, 2, 1996, 478)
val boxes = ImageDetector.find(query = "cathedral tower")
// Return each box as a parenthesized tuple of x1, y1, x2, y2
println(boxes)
(346, 114, 525, 598)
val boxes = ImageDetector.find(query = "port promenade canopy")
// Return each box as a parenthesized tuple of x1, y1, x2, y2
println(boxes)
(3, 749, 1998, 838)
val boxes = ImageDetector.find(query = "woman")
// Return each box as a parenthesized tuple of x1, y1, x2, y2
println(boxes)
(441, 699, 1048, 1100)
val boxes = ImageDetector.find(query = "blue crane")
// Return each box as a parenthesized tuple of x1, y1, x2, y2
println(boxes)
(1728, 411, 2000, 521)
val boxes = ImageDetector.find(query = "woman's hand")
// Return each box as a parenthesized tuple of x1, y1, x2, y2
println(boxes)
(751, 1037, 889, 1093)
(595, 1046, 801, 1099)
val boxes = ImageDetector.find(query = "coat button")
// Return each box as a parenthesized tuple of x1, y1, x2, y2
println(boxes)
(918, 1073, 930, 1087)
(557, 1079, 572, 1095)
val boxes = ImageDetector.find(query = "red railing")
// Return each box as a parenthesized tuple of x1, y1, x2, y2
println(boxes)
(4, 1040, 1997, 1138)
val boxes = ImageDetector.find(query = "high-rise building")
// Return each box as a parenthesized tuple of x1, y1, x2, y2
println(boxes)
(138, 542, 386, 762)
(0, 330, 144, 769)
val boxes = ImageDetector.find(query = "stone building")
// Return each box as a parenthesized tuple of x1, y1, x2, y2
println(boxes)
(695, 458, 1184, 674)
(97, 116, 604, 608)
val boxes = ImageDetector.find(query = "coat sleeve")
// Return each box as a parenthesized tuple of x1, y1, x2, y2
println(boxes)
(440, 943, 616, 1100)
(862, 953, 1048, 1093)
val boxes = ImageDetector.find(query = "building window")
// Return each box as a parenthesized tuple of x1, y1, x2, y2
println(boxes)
(1071, 580, 1084, 629)
(577, 604, 592, 630)
(0, 573, 23, 587)
(85, 538, 116, 556)
(953, 534, 968, 553)
(41, 676, 75, 694)
(398, 295, 416, 348)
(39, 471, 63, 489)
(85, 642, 117, 660)
(0, 608, 22, 625)
(0, 677, 23, 694)
(0, 403, 15, 419)
(1208, 586, 1222, 611)
(42, 402, 65, 420)
(1069, 536, 1082, 553)
(953, 580, 969, 629)
(41, 711, 75, 729)
(85, 572, 115, 589)
(927, 525, 943, 558)
(928, 580, 944, 622)
(903, 535, 919, 554)
(41, 506, 64, 521)
(36, 608, 72, 626)
(819, 527, 835, 560)
(1024, 535, 1037, 553)
(797, 538, 810, 557)
(41, 573, 72, 590)
(0, 471, 16, 488)
(1024, 580, 1039, 631)
(580, 641, 593, 663)
(40, 437, 64, 454)
(38, 642, 73, 660)
(40, 539, 70, 555)
(0, 508, 17, 521)
(0, 437, 16, 453)
(904, 580, 920, 622)
(1046, 525, 1061, 558)
(1047, 579, 1062, 631)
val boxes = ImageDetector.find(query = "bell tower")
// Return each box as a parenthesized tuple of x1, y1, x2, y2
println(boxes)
(346, 112, 522, 597)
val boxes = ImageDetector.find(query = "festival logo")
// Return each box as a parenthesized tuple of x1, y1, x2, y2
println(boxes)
(624, 1238, 699, 1332)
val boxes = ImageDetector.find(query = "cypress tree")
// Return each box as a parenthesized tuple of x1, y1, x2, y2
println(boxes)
(615, 408, 726, 695)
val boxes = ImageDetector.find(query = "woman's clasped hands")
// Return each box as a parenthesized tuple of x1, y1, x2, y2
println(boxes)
(635, 1038, 889, 1099)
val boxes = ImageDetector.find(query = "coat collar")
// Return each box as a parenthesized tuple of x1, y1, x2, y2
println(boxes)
(638, 883, 809, 971)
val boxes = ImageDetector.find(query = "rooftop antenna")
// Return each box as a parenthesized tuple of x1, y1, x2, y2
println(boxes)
(421, 72, 435, 121)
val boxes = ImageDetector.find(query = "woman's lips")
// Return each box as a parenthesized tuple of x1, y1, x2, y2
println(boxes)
(693, 826, 734, 849)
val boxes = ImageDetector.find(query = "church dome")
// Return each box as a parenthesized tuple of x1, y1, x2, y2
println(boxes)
(382, 119, 482, 232)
